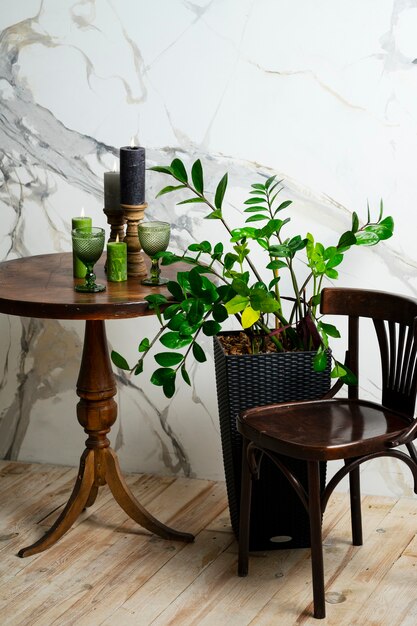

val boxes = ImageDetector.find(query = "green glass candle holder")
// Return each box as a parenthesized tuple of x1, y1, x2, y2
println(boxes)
(138, 221, 171, 286)
(71, 227, 106, 293)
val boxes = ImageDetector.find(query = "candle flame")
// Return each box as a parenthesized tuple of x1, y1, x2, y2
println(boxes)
(80, 207, 85, 217)
(116, 234, 119, 243)
(112, 160, 117, 172)
(130, 136, 135, 148)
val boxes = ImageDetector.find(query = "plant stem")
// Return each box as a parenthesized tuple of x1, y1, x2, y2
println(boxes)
(184, 181, 264, 284)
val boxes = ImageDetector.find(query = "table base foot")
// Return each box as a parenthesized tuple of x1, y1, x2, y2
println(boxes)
(18, 450, 95, 558)
(105, 448, 194, 543)
(18, 447, 194, 558)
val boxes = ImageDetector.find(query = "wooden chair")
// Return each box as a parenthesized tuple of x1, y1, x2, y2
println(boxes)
(237, 287, 417, 619)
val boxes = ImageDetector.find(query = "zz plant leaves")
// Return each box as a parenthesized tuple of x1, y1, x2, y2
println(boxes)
(112, 157, 393, 397)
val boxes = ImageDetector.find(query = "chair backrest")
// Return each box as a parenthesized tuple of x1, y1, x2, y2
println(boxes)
(320, 288, 417, 417)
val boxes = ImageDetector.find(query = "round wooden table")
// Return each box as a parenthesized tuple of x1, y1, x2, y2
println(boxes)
(0, 252, 194, 557)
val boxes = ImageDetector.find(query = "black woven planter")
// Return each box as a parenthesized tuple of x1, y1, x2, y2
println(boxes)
(213, 332, 330, 551)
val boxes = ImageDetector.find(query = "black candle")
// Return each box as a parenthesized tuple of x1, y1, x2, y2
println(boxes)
(120, 145, 146, 205)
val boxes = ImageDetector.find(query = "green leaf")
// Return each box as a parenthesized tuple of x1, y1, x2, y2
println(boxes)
(166, 281, 184, 302)
(266, 260, 287, 270)
(341, 365, 357, 385)
(379, 198, 384, 221)
(223, 252, 238, 270)
(188, 268, 204, 294)
(231, 278, 250, 296)
(354, 230, 379, 246)
(188, 298, 205, 325)
(337, 231, 356, 250)
(111, 351, 130, 371)
(177, 197, 207, 205)
(319, 322, 341, 338)
(379, 215, 394, 231)
(181, 365, 191, 386)
(325, 268, 338, 279)
(149, 165, 174, 175)
(151, 368, 176, 395)
(274, 200, 292, 213)
(163, 377, 176, 398)
(202, 320, 221, 336)
(331, 363, 347, 378)
(167, 314, 185, 331)
(250, 290, 280, 313)
(134, 361, 143, 376)
(163, 304, 181, 320)
(358, 218, 394, 244)
(268, 276, 280, 289)
(138, 338, 150, 352)
(155, 184, 187, 198)
(170, 158, 188, 183)
(326, 253, 343, 269)
(214, 173, 228, 210)
(178, 319, 199, 336)
(268, 244, 291, 258)
(351, 211, 359, 233)
(205, 209, 223, 220)
(159, 251, 183, 266)
(191, 159, 204, 194)
(145, 294, 168, 308)
(244, 205, 269, 213)
(192, 342, 207, 363)
(160, 332, 192, 349)
(313, 349, 328, 372)
(244, 197, 267, 205)
(265, 175, 276, 188)
(154, 352, 184, 367)
(245, 214, 269, 223)
(241, 305, 261, 328)
(225, 295, 249, 314)
(251, 183, 266, 191)
(230, 227, 259, 241)
(212, 303, 228, 322)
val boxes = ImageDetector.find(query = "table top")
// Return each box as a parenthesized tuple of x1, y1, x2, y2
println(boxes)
(0, 252, 186, 320)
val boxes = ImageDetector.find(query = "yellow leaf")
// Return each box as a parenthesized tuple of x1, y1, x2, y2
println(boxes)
(241, 306, 261, 328)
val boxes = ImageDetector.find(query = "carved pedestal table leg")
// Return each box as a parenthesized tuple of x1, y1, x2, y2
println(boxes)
(18, 319, 194, 558)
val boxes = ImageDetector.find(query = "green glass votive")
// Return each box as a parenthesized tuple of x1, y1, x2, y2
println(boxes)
(71, 227, 106, 293)
(107, 239, 127, 282)
(72, 216, 92, 277)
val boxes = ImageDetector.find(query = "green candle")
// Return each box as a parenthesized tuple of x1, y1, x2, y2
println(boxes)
(72, 215, 92, 278)
(107, 238, 127, 282)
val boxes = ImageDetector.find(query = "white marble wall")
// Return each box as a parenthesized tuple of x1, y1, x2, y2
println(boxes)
(1, 0, 417, 495)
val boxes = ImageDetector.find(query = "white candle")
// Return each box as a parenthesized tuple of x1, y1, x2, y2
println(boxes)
(104, 162, 121, 210)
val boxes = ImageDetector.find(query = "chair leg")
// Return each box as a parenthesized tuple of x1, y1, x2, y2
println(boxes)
(346, 462, 363, 546)
(238, 437, 252, 577)
(308, 460, 325, 619)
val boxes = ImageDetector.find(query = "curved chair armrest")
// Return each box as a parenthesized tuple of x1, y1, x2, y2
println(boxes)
(386, 418, 417, 448)
(320, 377, 344, 399)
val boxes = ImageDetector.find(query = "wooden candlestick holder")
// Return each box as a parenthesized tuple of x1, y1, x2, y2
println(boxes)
(121, 202, 147, 277)
(103, 207, 126, 272)
(103, 207, 126, 243)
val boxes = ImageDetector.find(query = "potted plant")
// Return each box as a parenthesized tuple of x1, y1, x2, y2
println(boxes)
(111, 158, 394, 549)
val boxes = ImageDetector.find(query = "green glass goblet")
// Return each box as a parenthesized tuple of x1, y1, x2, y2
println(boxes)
(71, 227, 106, 293)
(138, 221, 171, 286)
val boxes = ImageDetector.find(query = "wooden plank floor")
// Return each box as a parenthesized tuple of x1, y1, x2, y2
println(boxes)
(0, 460, 417, 625)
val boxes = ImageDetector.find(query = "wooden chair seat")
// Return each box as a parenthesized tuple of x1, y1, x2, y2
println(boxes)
(237, 288, 417, 619)
(239, 398, 412, 461)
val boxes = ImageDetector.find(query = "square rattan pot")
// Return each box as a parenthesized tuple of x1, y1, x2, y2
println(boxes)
(213, 331, 330, 551)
